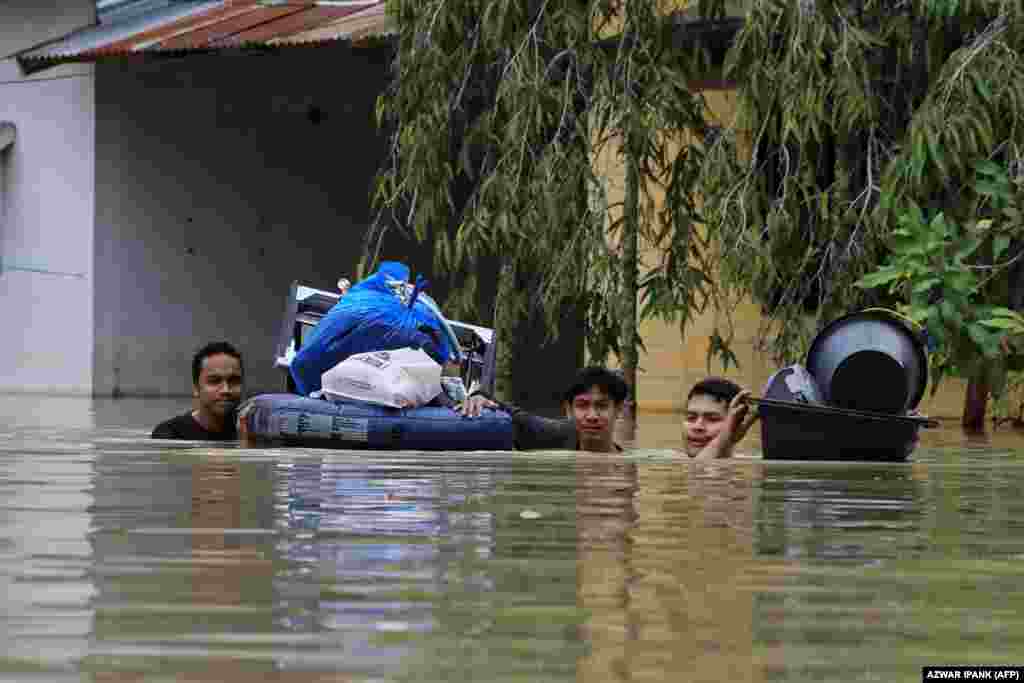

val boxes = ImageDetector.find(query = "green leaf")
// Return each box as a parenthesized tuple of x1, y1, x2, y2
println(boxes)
(925, 129, 949, 179)
(954, 238, 983, 262)
(947, 271, 977, 293)
(968, 325, 995, 352)
(994, 235, 1011, 261)
(912, 278, 941, 294)
(857, 269, 904, 289)
(971, 115, 995, 152)
(976, 180, 1009, 200)
(978, 319, 1019, 330)
(940, 300, 963, 326)
(971, 73, 994, 102)
(976, 160, 1004, 177)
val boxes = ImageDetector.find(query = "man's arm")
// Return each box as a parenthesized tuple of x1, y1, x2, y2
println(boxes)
(458, 394, 576, 450)
(691, 390, 759, 459)
(151, 419, 178, 439)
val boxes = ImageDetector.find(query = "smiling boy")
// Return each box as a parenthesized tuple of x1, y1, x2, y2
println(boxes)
(458, 366, 628, 453)
(560, 367, 628, 453)
(683, 377, 759, 458)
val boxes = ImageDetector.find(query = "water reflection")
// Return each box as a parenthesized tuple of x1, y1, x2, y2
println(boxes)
(749, 459, 1024, 680)
(576, 459, 638, 682)
(273, 458, 448, 670)
(78, 449, 593, 680)
(3, 397, 1024, 681)
(757, 467, 924, 562)
(0, 431, 95, 670)
(633, 461, 761, 683)
(86, 451, 277, 678)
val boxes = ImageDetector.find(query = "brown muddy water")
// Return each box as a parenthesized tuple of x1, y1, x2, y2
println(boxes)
(2, 395, 1024, 682)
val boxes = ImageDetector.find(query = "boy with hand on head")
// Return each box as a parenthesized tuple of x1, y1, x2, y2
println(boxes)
(683, 377, 759, 458)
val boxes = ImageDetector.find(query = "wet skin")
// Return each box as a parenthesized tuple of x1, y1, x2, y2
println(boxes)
(683, 390, 757, 459)
(456, 386, 622, 453)
(683, 395, 730, 456)
(563, 386, 621, 453)
(192, 353, 243, 434)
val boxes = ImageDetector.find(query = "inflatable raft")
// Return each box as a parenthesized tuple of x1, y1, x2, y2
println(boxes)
(240, 394, 514, 451)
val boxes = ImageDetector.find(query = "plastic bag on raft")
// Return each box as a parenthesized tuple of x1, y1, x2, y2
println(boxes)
(289, 261, 461, 396)
(319, 347, 442, 409)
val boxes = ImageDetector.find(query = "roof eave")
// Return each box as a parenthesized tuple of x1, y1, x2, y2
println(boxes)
(16, 31, 397, 74)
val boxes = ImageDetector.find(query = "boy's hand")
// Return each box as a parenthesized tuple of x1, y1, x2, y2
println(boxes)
(726, 390, 759, 444)
(457, 394, 498, 418)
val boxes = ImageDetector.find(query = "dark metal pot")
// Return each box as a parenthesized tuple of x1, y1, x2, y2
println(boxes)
(805, 309, 929, 414)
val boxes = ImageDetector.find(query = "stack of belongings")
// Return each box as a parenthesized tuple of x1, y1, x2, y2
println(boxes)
(758, 309, 937, 462)
(238, 261, 514, 450)
(289, 261, 461, 400)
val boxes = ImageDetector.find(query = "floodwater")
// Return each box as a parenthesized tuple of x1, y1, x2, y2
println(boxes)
(3, 395, 1024, 682)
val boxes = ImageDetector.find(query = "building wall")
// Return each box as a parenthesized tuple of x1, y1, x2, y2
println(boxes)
(0, 59, 96, 394)
(93, 45, 583, 402)
(94, 46, 401, 396)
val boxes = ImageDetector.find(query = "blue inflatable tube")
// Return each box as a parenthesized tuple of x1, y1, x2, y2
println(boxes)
(240, 394, 514, 451)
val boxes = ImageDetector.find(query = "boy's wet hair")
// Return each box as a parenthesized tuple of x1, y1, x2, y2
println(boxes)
(562, 366, 630, 405)
(687, 376, 741, 405)
(192, 341, 244, 385)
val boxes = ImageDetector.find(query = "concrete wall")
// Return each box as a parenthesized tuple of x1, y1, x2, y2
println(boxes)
(0, 0, 95, 60)
(0, 59, 95, 394)
(93, 45, 523, 398)
(94, 46, 394, 396)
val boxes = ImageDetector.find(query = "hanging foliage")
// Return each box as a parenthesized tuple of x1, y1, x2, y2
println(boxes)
(857, 162, 1024, 416)
(368, 0, 731, 402)
(702, 0, 1024, 366)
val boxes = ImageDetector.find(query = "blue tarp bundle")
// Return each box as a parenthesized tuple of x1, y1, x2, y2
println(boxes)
(289, 262, 456, 396)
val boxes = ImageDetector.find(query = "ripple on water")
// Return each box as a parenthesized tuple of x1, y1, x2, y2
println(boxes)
(2, 400, 1024, 680)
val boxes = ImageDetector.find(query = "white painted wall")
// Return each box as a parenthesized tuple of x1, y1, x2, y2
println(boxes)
(93, 45, 418, 397)
(0, 59, 95, 394)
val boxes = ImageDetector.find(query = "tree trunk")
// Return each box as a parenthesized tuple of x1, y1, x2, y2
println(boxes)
(962, 373, 990, 433)
(621, 149, 640, 418)
(493, 257, 520, 403)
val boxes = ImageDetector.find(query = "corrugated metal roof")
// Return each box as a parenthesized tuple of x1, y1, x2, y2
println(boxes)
(20, 1, 393, 67)
(274, 0, 387, 44)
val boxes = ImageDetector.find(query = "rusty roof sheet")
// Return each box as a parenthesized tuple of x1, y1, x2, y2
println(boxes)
(20, 1, 393, 66)
(273, 1, 387, 44)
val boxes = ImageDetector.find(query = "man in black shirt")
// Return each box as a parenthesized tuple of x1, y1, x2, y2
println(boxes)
(458, 366, 628, 452)
(152, 342, 244, 441)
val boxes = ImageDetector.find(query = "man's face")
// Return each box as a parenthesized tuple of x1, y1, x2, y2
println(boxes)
(193, 353, 243, 418)
(683, 393, 729, 456)
(564, 386, 621, 452)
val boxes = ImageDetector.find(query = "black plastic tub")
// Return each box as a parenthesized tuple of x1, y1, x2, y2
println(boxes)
(755, 397, 937, 462)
